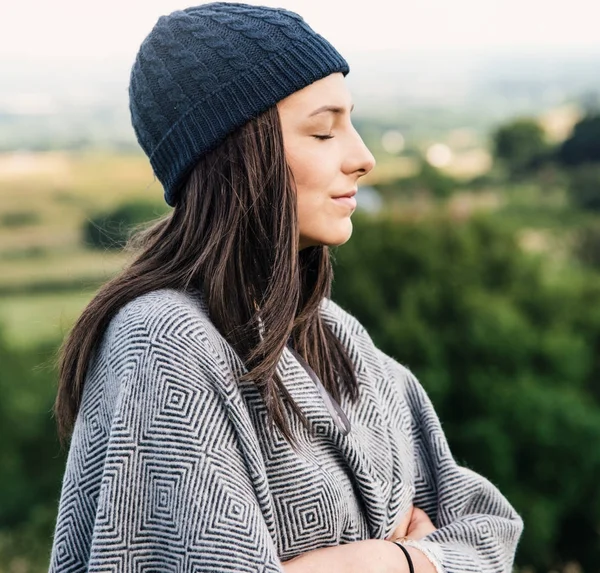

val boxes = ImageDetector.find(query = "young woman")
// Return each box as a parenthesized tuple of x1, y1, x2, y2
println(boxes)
(49, 3, 523, 572)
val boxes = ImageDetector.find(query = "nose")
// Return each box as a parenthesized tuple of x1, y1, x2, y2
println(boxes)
(344, 125, 376, 177)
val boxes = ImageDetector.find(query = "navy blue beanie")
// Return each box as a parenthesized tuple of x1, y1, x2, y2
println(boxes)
(129, 2, 350, 206)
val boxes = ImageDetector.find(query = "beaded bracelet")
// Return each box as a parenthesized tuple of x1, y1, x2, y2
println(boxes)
(392, 541, 415, 573)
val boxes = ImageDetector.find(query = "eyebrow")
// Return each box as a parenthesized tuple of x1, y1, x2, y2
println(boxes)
(308, 103, 355, 117)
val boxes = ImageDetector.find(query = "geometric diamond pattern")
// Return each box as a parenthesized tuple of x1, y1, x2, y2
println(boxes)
(49, 288, 523, 572)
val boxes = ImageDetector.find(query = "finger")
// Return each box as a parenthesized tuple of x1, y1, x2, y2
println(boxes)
(411, 507, 434, 527)
(406, 508, 436, 539)
(406, 521, 437, 540)
(412, 507, 429, 520)
(387, 505, 414, 540)
(407, 507, 423, 529)
(409, 524, 437, 538)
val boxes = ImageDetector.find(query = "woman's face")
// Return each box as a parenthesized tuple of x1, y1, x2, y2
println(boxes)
(277, 73, 376, 250)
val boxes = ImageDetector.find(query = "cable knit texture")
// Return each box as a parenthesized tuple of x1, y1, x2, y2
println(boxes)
(128, 2, 349, 206)
(49, 288, 523, 572)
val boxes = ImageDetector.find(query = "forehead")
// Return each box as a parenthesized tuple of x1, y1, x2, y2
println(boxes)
(276, 73, 352, 115)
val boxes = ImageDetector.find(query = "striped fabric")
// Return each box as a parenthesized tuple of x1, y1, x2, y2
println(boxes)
(49, 289, 523, 572)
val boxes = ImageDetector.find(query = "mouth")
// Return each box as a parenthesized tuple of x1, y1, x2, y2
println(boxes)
(331, 190, 357, 210)
(332, 189, 357, 199)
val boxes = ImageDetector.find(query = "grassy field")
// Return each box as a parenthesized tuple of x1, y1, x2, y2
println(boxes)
(0, 290, 94, 348)
(0, 149, 416, 347)
(0, 150, 160, 254)
(0, 151, 156, 347)
(0, 149, 592, 348)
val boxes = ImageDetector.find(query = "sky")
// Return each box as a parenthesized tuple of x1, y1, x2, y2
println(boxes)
(1, 0, 599, 65)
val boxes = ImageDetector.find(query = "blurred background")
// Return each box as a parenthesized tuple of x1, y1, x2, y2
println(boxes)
(1, 0, 600, 571)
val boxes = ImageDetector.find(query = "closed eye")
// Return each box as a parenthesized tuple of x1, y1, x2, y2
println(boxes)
(313, 134, 334, 140)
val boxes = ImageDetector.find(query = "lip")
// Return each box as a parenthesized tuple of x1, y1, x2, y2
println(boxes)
(332, 189, 357, 199)
(332, 195, 357, 209)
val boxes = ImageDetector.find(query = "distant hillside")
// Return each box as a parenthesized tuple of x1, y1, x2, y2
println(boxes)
(1, 49, 598, 151)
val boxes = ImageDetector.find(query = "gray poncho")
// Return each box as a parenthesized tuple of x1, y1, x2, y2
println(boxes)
(50, 289, 523, 571)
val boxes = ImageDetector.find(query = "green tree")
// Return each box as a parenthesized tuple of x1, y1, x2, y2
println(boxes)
(375, 160, 458, 201)
(332, 212, 600, 572)
(567, 163, 600, 212)
(83, 200, 169, 250)
(576, 220, 600, 268)
(559, 114, 600, 166)
(0, 332, 66, 570)
(493, 118, 548, 176)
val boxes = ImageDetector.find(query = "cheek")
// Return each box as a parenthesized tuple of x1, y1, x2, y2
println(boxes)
(294, 158, 334, 232)
(290, 147, 331, 190)
(286, 144, 353, 247)
(287, 143, 337, 202)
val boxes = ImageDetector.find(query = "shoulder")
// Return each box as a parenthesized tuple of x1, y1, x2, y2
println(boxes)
(109, 288, 208, 342)
(101, 288, 219, 378)
(320, 296, 369, 338)
(321, 296, 416, 382)
(82, 290, 241, 447)
(113, 288, 206, 330)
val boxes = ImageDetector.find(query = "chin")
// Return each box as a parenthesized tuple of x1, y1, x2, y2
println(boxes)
(326, 232, 353, 248)
(302, 222, 354, 249)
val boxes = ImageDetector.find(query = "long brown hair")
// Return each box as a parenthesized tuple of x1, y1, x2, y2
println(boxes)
(55, 105, 359, 445)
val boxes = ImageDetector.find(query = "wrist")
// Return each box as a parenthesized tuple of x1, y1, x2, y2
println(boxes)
(403, 545, 438, 573)
(391, 541, 414, 573)
(368, 540, 416, 573)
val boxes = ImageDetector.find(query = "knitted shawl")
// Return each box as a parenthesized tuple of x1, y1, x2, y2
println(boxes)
(49, 289, 523, 572)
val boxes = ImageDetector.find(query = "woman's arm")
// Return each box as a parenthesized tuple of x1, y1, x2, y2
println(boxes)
(282, 540, 435, 573)
(282, 507, 439, 573)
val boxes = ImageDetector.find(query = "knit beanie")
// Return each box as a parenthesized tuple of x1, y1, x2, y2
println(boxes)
(129, 2, 350, 206)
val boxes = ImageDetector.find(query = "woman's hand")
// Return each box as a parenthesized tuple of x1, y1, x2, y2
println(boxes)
(387, 505, 437, 542)
(405, 506, 437, 540)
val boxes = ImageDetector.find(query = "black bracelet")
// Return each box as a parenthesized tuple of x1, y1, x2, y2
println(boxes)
(392, 541, 415, 573)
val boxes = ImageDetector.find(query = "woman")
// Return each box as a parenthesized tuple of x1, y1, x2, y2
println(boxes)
(49, 3, 523, 572)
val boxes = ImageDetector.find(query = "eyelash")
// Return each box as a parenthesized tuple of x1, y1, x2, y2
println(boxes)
(313, 135, 334, 140)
